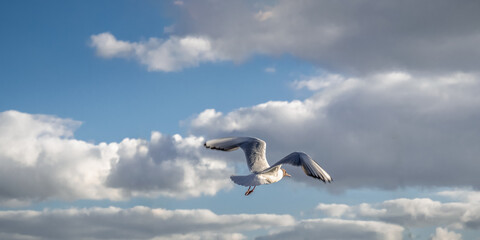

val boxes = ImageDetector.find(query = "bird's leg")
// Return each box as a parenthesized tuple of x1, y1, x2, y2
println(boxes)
(245, 186, 256, 196)
(245, 186, 252, 196)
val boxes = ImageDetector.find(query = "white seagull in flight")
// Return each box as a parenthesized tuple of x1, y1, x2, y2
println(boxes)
(204, 137, 332, 196)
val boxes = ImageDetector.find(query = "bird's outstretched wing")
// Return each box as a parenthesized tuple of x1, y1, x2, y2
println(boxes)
(204, 137, 270, 173)
(266, 152, 332, 183)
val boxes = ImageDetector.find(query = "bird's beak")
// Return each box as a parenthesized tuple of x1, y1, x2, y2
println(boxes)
(285, 172, 291, 177)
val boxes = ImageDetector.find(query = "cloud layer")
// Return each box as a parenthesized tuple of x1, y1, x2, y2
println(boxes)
(0, 110, 233, 206)
(2, 189, 479, 239)
(0, 206, 294, 240)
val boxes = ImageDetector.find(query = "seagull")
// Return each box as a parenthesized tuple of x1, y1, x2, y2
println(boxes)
(204, 137, 332, 196)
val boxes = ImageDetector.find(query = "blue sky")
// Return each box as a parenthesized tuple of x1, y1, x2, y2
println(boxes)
(1, 0, 313, 142)
(1, 1, 480, 240)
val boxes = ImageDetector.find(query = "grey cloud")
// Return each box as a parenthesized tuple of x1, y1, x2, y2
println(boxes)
(176, 0, 480, 74)
(189, 72, 480, 191)
(0, 206, 294, 240)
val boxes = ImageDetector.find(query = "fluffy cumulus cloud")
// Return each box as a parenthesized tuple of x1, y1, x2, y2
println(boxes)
(190, 72, 480, 191)
(0, 110, 121, 206)
(175, 0, 480, 74)
(256, 218, 403, 240)
(105, 132, 233, 199)
(90, 32, 224, 72)
(0, 206, 294, 240)
(0, 110, 233, 206)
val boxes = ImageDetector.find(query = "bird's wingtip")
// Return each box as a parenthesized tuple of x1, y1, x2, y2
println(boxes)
(321, 177, 333, 184)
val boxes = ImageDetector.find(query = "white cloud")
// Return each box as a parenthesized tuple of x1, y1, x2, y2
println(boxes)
(90, 32, 224, 72)
(316, 190, 480, 230)
(90, 32, 134, 58)
(316, 203, 352, 218)
(0, 206, 294, 240)
(0, 110, 122, 205)
(431, 227, 463, 240)
(317, 198, 470, 228)
(256, 218, 403, 240)
(177, 0, 480, 74)
(189, 72, 480, 191)
(437, 189, 480, 203)
(0, 110, 233, 206)
(190, 100, 315, 137)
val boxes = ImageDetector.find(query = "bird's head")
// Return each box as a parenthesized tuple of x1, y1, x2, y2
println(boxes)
(282, 168, 291, 177)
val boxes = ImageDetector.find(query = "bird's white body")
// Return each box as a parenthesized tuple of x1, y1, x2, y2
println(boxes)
(204, 137, 332, 190)
(231, 166, 284, 186)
